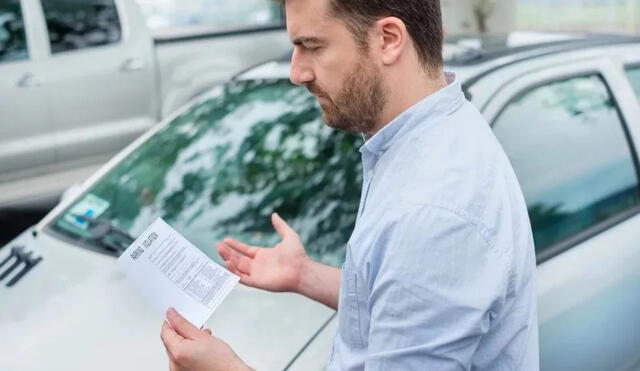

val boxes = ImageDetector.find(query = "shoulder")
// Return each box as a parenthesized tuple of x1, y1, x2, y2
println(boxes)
(377, 101, 507, 220)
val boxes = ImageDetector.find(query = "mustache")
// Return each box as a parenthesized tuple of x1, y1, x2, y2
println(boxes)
(305, 83, 329, 99)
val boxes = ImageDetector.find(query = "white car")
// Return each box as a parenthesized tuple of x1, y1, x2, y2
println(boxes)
(0, 0, 290, 208)
(2, 32, 640, 371)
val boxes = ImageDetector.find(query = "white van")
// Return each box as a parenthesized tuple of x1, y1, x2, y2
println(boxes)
(0, 0, 290, 208)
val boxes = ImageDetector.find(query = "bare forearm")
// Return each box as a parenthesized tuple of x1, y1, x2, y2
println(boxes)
(296, 259, 341, 310)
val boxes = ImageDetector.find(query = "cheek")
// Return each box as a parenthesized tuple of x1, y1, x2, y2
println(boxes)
(314, 68, 346, 100)
(314, 50, 351, 87)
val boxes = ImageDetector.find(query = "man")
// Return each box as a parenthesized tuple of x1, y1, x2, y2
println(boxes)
(160, 0, 540, 369)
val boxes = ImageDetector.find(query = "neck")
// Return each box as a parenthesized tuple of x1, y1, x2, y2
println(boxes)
(365, 69, 448, 139)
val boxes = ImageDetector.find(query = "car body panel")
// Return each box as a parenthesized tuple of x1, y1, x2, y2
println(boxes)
(37, 0, 158, 165)
(536, 212, 640, 371)
(286, 314, 338, 371)
(0, 0, 53, 182)
(0, 58, 52, 178)
(154, 29, 291, 118)
(0, 227, 334, 371)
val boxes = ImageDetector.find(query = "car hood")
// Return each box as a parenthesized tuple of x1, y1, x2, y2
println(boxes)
(0, 228, 334, 371)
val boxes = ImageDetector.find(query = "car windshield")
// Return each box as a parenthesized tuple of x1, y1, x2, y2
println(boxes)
(48, 78, 363, 266)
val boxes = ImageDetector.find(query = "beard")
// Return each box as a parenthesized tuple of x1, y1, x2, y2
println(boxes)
(306, 59, 386, 135)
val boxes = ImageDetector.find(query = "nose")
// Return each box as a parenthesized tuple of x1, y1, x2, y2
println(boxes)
(290, 48, 315, 86)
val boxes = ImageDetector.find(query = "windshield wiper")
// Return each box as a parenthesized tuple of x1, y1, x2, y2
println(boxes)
(72, 214, 135, 256)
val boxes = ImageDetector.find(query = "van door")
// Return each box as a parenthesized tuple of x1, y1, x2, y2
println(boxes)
(35, 0, 156, 165)
(150, 0, 289, 117)
(0, 0, 54, 181)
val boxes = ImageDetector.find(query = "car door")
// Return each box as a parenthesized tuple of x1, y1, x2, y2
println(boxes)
(0, 0, 54, 180)
(35, 0, 156, 165)
(483, 58, 640, 371)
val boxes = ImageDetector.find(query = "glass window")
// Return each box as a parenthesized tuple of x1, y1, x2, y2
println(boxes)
(493, 75, 640, 255)
(0, 0, 28, 63)
(626, 66, 640, 102)
(41, 0, 122, 54)
(48, 79, 363, 267)
(137, 0, 283, 34)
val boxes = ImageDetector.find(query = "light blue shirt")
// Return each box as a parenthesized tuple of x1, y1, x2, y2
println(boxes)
(326, 74, 540, 371)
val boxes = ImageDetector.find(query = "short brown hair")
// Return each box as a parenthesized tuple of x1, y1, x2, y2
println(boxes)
(281, 0, 444, 72)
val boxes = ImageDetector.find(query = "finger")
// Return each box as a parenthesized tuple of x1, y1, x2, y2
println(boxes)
(238, 274, 258, 288)
(220, 244, 252, 275)
(203, 328, 212, 335)
(224, 259, 254, 286)
(217, 242, 246, 268)
(163, 340, 178, 370)
(222, 238, 257, 258)
(271, 213, 297, 240)
(161, 320, 184, 353)
(217, 242, 235, 263)
(224, 255, 244, 276)
(220, 246, 248, 274)
(166, 308, 205, 340)
(228, 261, 253, 284)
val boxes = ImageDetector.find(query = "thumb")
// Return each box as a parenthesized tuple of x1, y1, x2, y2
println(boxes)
(271, 213, 297, 240)
(166, 308, 205, 340)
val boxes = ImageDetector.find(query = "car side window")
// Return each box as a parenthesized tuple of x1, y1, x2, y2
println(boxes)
(138, 0, 284, 33)
(40, 0, 121, 54)
(626, 66, 640, 101)
(493, 74, 640, 256)
(0, 0, 28, 63)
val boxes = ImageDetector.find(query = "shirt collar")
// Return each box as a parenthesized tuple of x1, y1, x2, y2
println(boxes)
(360, 72, 464, 157)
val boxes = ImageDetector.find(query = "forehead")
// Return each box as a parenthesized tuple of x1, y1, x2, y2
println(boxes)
(285, 0, 341, 40)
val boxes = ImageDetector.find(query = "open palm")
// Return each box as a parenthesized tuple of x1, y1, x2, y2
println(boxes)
(216, 213, 310, 293)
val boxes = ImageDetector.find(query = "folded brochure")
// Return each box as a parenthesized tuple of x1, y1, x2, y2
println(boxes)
(118, 218, 239, 327)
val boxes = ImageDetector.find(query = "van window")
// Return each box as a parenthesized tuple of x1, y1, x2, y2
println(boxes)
(41, 0, 122, 54)
(0, 0, 28, 63)
(138, 0, 284, 34)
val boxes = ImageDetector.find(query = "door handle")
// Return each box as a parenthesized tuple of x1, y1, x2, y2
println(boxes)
(120, 58, 145, 72)
(16, 73, 43, 88)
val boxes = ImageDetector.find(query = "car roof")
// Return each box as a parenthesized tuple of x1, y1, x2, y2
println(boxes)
(444, 31, 640, 66)
(236, 31, 640, 88)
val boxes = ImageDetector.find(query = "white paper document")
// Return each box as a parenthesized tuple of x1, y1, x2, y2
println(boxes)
(118, 218, 239, 327)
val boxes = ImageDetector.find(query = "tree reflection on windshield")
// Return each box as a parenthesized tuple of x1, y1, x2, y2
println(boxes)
(52, 79, 363, 266)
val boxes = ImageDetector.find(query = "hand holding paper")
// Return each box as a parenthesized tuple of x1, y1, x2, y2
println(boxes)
(161, 308, 252, 371)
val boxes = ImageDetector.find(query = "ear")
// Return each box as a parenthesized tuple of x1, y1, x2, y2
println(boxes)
(374, 17, 407, 66)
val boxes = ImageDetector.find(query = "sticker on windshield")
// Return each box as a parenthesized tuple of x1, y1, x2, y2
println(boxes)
(64, 193, 110, 230)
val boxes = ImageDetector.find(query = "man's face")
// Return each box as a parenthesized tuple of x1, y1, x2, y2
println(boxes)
(286, 0, 386, 135)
